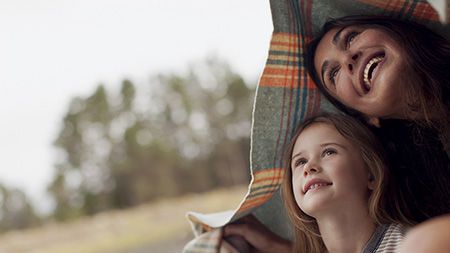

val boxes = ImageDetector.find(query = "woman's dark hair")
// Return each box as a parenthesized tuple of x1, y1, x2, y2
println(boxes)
(305, 15, 450, 136)
(373, 119, 450, 222)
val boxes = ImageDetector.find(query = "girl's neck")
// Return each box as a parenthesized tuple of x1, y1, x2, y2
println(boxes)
(316, 210, 376, 253)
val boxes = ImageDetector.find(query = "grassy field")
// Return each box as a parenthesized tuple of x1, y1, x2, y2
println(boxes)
(0, 186, 247, 253)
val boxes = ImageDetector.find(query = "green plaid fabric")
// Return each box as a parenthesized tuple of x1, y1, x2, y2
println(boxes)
(183, 1, 450, 252)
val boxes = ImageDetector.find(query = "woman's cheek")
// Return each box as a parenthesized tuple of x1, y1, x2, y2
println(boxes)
(335, 76, 356, 105)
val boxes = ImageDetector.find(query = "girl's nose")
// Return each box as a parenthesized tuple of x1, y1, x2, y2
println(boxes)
(303, 162, 319, 176)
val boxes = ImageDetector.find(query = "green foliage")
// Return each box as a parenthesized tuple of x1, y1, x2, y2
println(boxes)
(49, 57, 254, 220)
(0, 183, 41, 232)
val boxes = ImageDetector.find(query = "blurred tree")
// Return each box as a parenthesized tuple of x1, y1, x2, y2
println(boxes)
(49, 56, 254, 220)
(0, 183, 40, 232)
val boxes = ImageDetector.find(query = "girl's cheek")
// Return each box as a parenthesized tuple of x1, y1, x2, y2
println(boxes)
(292, 180, 303, 198)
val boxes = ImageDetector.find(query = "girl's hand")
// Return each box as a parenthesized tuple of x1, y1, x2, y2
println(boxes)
(223, 215, 292, 253)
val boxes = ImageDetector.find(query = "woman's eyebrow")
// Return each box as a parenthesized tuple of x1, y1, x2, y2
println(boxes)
(332, 27, 346, 45)
(320, 28, 346, 86)
(321, 61, 329, 84)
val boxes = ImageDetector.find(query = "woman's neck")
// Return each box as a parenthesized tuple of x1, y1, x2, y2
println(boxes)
(316, 209, 376, 253)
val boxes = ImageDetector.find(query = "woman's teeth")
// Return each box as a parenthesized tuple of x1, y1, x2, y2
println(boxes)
(363, 56, 384, 88)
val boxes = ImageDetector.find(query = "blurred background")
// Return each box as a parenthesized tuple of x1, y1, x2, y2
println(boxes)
(0, 0, 271, 252)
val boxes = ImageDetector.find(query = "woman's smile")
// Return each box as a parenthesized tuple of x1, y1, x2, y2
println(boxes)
(362, 53, 385, 93)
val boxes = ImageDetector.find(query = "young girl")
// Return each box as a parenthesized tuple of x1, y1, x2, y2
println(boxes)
(282, 113, 413, 253)
(224, 113, 413, 253)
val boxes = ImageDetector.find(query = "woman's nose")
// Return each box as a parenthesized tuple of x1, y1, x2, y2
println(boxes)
(345, 52, 361, 73)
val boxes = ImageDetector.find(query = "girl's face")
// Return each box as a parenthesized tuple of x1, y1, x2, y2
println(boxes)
(291, 123, 374, 217)
(313, 26, 414, 119)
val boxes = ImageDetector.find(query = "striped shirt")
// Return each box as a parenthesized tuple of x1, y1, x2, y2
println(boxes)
(363, 223, 408, 253)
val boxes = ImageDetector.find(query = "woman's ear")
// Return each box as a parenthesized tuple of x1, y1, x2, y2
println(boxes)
(367, 117, 381, 128)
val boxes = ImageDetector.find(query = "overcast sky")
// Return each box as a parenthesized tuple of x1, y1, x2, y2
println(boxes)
(0, 0, 272, 214)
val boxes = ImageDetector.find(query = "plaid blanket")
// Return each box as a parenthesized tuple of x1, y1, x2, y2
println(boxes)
(183, 1, 450, 252)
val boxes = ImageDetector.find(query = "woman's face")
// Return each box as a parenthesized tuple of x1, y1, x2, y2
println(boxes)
(313, 25, 414, 119)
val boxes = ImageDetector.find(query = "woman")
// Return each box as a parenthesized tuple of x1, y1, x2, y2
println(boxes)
(304, 15, 450, 222)
(224, 15, 450, 253)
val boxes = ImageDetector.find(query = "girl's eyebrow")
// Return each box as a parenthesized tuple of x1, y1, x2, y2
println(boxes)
(292, 152, 302, 160)
(320, 142, 348, 150)
(291, 142, 347, 160)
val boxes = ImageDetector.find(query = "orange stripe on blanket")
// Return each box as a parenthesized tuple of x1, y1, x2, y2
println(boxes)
(259, 72, 317, 89)
(268, 33, 310, 52)
(356, 0, 409, 11)
(270, 41, 301, 48)
(268, 43, 305, 53)
(238, 194, 275, 212)
(252, 168, 284, 185)
(263, 64, 299, 71)
(411, 3, 439, 21)
(247, 186, 281, 200)
(271, 32, 302, 42)
(262, 69, 300, 79)
(237, 168, 284, 211)
(271, 32, 312, 41)
(259, 77, 295, 88)
(267, 53, 301, 62)
(252, 175, 284, 185)
(252, 168, 283, 178)
(357, 0, 439, 21)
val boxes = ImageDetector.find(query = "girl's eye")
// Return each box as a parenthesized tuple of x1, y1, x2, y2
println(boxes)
(294, 158, 307, 167)
(322, 148, 337, 157)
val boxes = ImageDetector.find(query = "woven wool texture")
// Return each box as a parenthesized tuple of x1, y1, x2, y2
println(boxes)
(183, 1, 450, 252)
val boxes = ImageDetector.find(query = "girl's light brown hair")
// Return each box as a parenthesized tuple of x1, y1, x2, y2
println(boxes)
(281, 113, 413, 253)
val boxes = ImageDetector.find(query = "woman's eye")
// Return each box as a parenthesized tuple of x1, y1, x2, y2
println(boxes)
(345, 32, 359, 49)
(328, 66, 340, 86)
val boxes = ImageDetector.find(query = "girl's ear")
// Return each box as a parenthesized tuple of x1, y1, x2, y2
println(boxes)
(367, 174, 376, 190)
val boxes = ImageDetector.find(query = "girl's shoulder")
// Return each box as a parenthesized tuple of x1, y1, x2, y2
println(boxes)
(383, 223, 408, 240)
(377, 223, 409, 253)
(365, 223, 408, 253)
